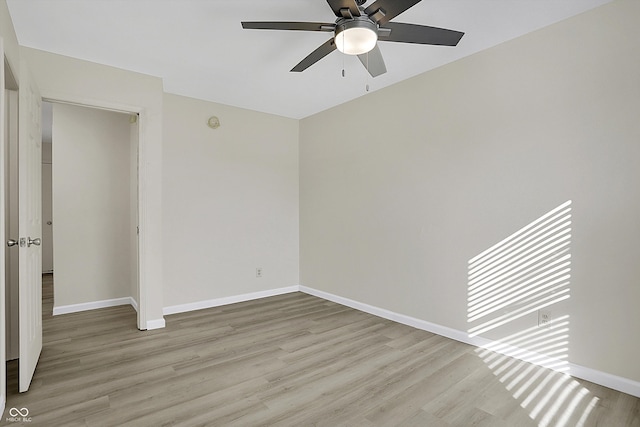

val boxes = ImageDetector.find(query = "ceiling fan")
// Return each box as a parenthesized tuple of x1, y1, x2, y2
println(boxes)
(241, 0, 464, 77)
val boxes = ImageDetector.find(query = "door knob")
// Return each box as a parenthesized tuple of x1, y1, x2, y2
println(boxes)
(6, 239, 18, 247)
(27, 237, 41, 247)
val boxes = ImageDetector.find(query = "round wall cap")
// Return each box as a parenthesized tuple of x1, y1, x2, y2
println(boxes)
(207, 116, 220, 129)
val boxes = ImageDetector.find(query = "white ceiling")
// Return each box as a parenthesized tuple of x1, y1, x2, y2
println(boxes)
(7, 0, 612, 119)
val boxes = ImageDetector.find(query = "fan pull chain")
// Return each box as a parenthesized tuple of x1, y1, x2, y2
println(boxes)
(365, 51, 370, 92)
(341, 27, 346, 78)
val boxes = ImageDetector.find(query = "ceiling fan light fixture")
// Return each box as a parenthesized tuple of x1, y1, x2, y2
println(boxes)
(335, 18, 378, 55)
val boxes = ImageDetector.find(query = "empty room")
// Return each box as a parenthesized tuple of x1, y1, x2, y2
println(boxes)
(1, 0, 639, 425)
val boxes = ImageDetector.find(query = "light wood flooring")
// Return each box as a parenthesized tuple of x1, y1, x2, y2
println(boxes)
(3, 274, 639, 426)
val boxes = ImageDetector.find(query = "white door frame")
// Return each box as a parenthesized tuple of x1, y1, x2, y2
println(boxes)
(43, 96, 149, 330)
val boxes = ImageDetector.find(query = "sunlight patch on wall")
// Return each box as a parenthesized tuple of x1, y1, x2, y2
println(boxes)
(468, 200, 599, 425)
(467, 200, 572, 337)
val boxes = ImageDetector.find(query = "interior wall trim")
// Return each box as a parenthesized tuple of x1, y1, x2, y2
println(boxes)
(162, 285, 299, 316)
(52, 297, 136, 316)
(144, 318, 166, 330)
(130, 297, 139, 313)
(298, 285, 640, 398)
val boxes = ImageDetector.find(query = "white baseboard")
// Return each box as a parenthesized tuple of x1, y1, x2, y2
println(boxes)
(299, 285, 640, 398)
(162, 285, 299, 316)
(130, 298, 139, 313)
(53, 297, 136, 316)
(299, 285, 471, 343)
(569, 363, 640, 398)
(145, 318, 166, 330)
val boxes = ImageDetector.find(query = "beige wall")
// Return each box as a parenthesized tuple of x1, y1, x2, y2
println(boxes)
(162, 93, 299, 306)
(52, 103, 134, 307)
(300, 0, 640, 383)
(1, 0, 19, 75)
(14, 48, 301, 323)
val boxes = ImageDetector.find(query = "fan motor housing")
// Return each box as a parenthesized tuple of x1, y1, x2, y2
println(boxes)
(334, 16, 378, 55)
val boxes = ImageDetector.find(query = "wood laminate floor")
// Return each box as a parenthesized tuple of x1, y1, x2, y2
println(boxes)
(2, 274, 639, 426)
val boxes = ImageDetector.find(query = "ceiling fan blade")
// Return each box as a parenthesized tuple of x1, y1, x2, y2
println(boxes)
(379, 22, 464, 46)
(242, 21, 335, 32)
(358, 45, 387, 77)
(326, 0, 361, 18)
(364, 0, 421, 25)
(291, 38, 337, 72)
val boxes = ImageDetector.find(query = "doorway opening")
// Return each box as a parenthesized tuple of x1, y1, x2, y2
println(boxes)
(40, 101, 140, 324)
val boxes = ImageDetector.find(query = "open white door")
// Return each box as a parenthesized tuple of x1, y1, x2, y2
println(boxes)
(17, 60, 42, 393)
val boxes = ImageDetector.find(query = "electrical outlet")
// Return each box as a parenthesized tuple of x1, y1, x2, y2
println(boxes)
(256, 268, 263, 278)
(538, 309, 552, 327)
